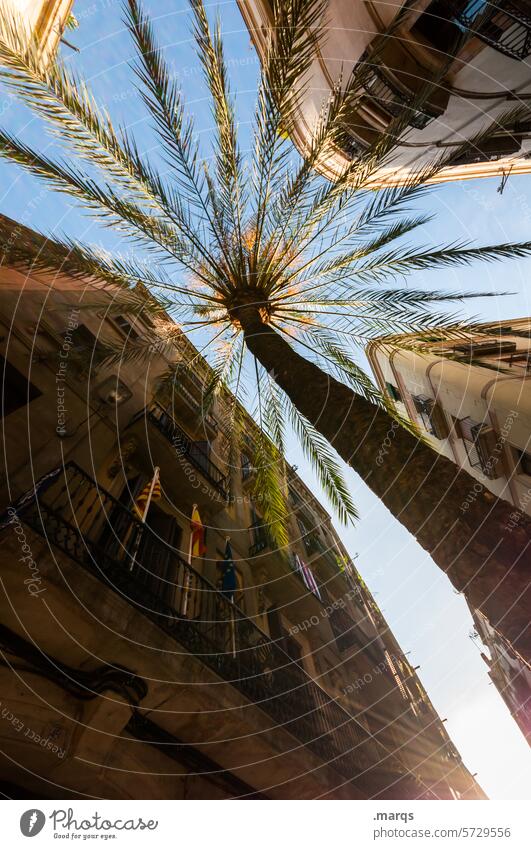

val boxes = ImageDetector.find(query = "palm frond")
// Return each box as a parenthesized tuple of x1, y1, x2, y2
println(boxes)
(353, 242, 531, 285)
(284, 394, 358, 525)
(251, 0, 327, 258)
(0, 4, 201, 236)
(304, 331, 384, 405)
(202, 331, 244, 412)
(434, 105, 531, 173)
(0, 129, 192, 258)
(2, 0, 531, 541)
(251, 432, 289, 549)
(189, 1, 245, 251)
(124, 0, 231, 277)
(250, 356, 289, 548)
(263, 370, 286, 457)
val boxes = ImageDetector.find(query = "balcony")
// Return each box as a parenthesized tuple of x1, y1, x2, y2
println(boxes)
(170, 372, 219, 435)
(348, 38, 450, 140)
(128, 401, 228, 503)
(446, 1, 531, 61)
(5, 462, 385, 781)
(456, 417, 503, 479)
(301, 531, 322, 556)
(357, 55, 440, 131)
(248, 522, 274, 557)
(412, 396, 450, 440)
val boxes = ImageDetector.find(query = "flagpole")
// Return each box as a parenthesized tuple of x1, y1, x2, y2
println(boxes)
(129, 466, 160, 572)
(182, 502, 197, 617)
(226, 535, 236, 660)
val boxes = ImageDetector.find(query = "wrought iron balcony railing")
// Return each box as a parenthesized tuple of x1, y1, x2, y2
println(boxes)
(302, 532, 322, 556)
(447, 0, 531, 60)
(359, 60, 438, 130)
(248, 522, 274, 557)
(4, 463, 385, 780)
(132, 401, 228, 499)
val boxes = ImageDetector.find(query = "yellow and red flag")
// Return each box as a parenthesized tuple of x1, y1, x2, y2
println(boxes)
(134, 469, 161, 520)
(190, 505, 206, 557)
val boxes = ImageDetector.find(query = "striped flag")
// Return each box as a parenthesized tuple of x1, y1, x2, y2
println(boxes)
(190, 505, 206, 557)
(133, 469, 161, 520)
(294, 553, 321, 600)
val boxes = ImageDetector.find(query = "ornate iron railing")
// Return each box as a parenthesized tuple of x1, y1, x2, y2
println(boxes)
(447, 0, 531, 60)
(132, 401, 228, 498)
(4, 463, 386, 780)
(359, 59, 437, 130)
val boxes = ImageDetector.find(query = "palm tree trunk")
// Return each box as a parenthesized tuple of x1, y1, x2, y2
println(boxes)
(237, 305, 531, 665)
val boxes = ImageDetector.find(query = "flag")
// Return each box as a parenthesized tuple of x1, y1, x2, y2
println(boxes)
(294, 553, 321, 601)
(190, 505, 206, 557)
(134, 470, 161, 520)
(224, 538, 233, 563)
(220, 538, 236, 600)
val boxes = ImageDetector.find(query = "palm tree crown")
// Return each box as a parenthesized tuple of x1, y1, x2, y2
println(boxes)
(1, 0, 531, 538)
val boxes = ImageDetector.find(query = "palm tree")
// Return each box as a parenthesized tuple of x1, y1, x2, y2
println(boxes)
(0, 0, 530, 663)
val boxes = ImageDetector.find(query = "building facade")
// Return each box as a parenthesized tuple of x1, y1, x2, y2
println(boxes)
(4, 0, 74, 62)
(367, 318, 531, 744)
(237, 0, 531, 186)
(0, 216, 485, 799)
(471, 609, 531, 744)
(367, 318, 531, 515)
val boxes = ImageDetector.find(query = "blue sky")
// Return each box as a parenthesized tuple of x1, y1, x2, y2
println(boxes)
(1, 0, 531, 799)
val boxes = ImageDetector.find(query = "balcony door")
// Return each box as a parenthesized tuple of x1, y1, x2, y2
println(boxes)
(96, 475, 182, 607)
(136, 502, 182, 607)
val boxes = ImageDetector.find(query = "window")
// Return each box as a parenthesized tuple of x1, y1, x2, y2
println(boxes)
(443, 0, 531, 61)
(412, 395, 450, 440)
(452, 339, 517, 357)
(412, 0, 464, 55)
(359, 62, 435, 130)
(241, 451, 253, 481)
(385, 381, 402, 402)
(297, 516, 309, 538)
(112, 315, 141, 341)
(328, 606, 358, 653)
(188, 440, 211, 476)
(249, 507, 271, 554)
(0, 355, 41, 418)
(297, 517, 321, 555)
(267, 607, 304, 663)
(455, 417, 502, 479)
(513, 447, 531, 477)
(288, 485, 303, 508)
(497, 351, 531, 370)
(450, 136, 521, 166)
(68, 324, 108, 376)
